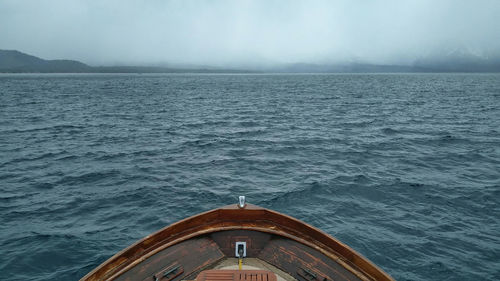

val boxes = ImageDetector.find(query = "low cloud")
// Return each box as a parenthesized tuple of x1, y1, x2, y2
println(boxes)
(1, 0, 499, 67)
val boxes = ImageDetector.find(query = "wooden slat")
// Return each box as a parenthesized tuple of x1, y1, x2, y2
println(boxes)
(115, 237, 224, 281)
(196, 270, 277, 281)
(258, 237, 363, 281)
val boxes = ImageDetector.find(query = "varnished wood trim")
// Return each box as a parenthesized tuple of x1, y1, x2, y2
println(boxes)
(80, 204, 394, 281)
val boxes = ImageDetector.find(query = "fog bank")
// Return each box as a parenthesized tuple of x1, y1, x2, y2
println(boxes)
(1, 0, 499, 67)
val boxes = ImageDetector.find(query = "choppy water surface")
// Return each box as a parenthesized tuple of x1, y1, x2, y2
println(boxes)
(1, 73, 499, 280)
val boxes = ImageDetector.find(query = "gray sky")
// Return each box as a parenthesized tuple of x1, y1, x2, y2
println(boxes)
(1, 0, 499, 66)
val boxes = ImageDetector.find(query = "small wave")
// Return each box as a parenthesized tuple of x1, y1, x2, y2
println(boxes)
(261, 181, 327, 205)
(381, 127, 399, 135)
(56, 170, 122, 185)
(0, 151, 68, 168)
(438, 134, 461, 141)
(234, 121, 260, 127)
(0, 193, 34, 201)
(95, 152, 128, 161)
(2, 124, 84, 134)
(30, 182, 55, 189)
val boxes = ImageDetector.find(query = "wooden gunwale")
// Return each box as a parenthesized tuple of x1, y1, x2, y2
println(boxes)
(80, 204, 394, 281)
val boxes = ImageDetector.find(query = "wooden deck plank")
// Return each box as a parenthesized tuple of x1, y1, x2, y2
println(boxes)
(115, 237, 224, 281)
(258, 237, 365, 281)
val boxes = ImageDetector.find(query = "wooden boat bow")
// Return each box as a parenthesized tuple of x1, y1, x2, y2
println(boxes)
(81, 201, 394, 281)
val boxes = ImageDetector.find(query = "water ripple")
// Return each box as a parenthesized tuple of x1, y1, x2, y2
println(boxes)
(1, 73, 499, 281)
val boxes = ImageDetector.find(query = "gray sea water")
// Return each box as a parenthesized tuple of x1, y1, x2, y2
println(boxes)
(1, 73, 499, 281)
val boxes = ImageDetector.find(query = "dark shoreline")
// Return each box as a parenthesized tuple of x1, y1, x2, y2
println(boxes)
(2, 49, 500, 73)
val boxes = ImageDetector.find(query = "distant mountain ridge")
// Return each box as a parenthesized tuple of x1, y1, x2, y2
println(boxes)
(0, 50, 91, 72)
(1, 49, 500, 73)
(413, 48, 500, 73)
(0, 50, 251, 73)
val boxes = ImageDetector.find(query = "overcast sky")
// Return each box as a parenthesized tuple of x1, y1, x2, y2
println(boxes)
(1, 0, 499, 66)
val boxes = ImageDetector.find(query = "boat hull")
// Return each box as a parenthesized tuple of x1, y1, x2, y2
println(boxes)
(81, 204, 393, 281)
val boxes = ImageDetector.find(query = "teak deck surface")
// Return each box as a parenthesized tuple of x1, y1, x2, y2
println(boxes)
(116, 230, 363, 281)
(81, 204, 394, 281)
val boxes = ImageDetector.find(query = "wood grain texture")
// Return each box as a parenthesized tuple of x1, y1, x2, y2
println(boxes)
(210, 230, 272, 257)
(195, 270, 277, 281)
(81, 204, 394, 281)
(258, 237, 362, 281)
(115, 237, 224, 281)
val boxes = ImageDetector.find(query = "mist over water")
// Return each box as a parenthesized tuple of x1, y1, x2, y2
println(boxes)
(1, 0, 500, 66)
